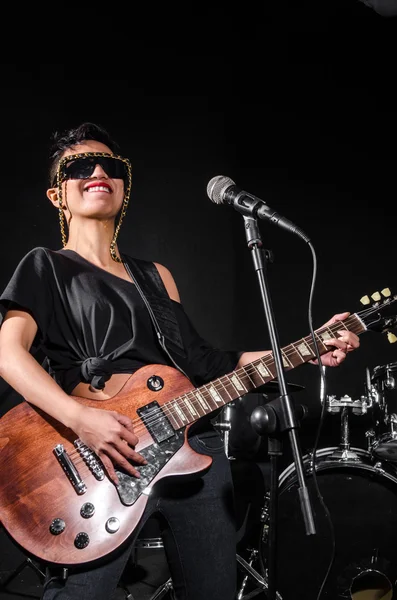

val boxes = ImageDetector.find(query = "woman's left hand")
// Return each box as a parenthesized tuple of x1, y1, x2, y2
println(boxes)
(311, 311, 360, 367)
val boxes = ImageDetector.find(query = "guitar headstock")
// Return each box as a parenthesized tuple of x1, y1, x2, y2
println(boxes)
(358, 287, 397, 342)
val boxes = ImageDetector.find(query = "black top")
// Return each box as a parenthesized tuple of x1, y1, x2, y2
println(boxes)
(0, 247, 239, 395)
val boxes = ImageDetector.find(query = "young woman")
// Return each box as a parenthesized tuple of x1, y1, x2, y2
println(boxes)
(0, 122, 360, 600)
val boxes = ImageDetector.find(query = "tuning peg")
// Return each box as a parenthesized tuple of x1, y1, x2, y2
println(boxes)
(371, 291, 381, 302)
(387, 332, 397, 344)
(381, 288, 391, 297)
(360, 295, 371, 305)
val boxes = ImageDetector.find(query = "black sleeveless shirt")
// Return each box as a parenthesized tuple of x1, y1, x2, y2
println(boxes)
(0, 247, 239, 395)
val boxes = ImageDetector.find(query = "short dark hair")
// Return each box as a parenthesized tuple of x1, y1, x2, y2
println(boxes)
(48, 122, 121, 186)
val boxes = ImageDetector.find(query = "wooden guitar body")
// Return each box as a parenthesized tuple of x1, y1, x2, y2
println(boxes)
(0, 364, 211, 566)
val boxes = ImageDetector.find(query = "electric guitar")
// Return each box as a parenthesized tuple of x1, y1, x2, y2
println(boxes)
(0, 290, 396, 567)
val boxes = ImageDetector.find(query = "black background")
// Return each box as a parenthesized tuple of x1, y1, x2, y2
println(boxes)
(0, 1, 396, 459)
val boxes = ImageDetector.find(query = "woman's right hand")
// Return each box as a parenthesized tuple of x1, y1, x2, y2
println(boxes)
(70, 405, 147, 486)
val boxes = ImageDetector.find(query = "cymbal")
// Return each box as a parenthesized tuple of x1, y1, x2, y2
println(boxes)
(257, 380, 305, 394)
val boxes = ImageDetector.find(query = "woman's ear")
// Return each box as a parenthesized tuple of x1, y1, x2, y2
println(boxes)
(47, 187, 60, 208)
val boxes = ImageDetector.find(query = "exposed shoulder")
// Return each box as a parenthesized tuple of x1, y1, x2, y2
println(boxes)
(153, 262, 181, 303)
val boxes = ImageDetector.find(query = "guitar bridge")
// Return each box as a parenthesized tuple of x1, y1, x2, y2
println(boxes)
(74, 439, 105, 480)
(54, 444, 87, 495)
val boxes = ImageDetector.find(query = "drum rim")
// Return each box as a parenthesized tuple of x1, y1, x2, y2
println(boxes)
(279, 446, 397, 488)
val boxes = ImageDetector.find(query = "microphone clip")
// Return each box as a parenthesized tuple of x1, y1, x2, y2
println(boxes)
(250, 394, 307, 437)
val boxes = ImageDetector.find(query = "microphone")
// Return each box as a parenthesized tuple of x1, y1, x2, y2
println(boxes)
(207, 175, 310, 243)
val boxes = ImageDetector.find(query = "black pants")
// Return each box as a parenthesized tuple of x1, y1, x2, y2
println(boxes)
(41, 430, 237, 600)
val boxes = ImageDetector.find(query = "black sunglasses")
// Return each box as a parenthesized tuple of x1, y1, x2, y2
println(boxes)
(54, 153, 131, 187)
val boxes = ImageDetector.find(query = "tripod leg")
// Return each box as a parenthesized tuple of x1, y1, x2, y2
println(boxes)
(148, 577, 174, 600)
(0, 557, 45, 587)
(0, 559, 30, 589)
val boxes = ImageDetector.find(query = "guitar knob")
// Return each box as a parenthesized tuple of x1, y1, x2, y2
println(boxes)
(74, 532, 90, 549)
(49, 518, 66, 535)
(105, 517, 120, 533)
(80, 502, 95, 518)
(147, 376, 164, 391)
(360, 295, 370, 305)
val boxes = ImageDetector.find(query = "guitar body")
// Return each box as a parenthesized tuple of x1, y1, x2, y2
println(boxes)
(0, 364, 212, 566)
(1, 291, 396, 567)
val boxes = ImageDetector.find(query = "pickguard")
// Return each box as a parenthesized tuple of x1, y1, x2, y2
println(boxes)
(115, 430, 185, 505)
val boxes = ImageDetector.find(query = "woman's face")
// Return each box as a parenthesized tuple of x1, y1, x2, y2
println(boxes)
(47, 140, 127, 221)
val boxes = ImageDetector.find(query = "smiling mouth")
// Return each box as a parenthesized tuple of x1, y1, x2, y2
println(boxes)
(84, 185, 112, 193)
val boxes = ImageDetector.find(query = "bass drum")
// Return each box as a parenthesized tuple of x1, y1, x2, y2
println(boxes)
(260, 447, 397, 600)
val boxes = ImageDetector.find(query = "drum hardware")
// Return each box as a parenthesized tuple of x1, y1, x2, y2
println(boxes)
(365, 428, 377, 452)
(235, 553, 283, 600)
(326, 394, 369, 461)
(366, 362, 397, 463)
(237, 548, 259, 600)
(258, 446, 397, 599)
(235, 490, 274, 600)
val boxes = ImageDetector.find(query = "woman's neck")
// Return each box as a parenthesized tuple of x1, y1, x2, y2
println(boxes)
(65, 220, 120, 267)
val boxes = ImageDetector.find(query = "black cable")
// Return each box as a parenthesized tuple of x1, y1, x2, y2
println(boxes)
(306, 241, 336, 600)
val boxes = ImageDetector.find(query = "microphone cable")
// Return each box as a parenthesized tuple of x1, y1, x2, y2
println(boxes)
(305, 241, 336, 600)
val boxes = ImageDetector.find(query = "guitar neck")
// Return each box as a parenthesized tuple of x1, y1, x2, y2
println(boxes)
(165, 313, 366, 430)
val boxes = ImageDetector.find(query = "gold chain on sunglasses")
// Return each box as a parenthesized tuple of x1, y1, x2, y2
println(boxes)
(54, 152, 132, 262)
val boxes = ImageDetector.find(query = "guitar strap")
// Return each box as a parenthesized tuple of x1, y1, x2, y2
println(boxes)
(122, 255, 190, 378)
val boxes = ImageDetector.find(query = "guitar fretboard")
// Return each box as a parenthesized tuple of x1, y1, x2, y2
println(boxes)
(163, 313, 365, 430)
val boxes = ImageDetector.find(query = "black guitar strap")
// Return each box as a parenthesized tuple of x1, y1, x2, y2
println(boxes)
(122, 255, 190, 379)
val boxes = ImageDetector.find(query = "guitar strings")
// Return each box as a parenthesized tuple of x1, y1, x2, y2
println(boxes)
(69, 318, 364, 464)
(68, 301, 391, 474)
(71, 318, 362, 452)
(119, 318, 358, 433)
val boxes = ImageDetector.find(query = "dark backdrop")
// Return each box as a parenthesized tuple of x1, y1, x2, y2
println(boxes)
(0, 2, 396, 460)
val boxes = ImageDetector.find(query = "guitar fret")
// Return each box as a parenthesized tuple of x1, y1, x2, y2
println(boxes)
(193, 390, 211, 413)
(208, 384, 225, 405)
(244, 365, 267, 389)
(167, 410, 181, 430)
(164, 305, 379, 431)
(218, 378, 233, 401)
(294, 339, 312, 360)
(284, 344, 307, 368)
(326, 326, 336, 339)
(310, 332, 328, 352)
(281, 350, 293, 369)
(173, 400, 188, 425)
(230, 374, 247, 394)
(262, 360, 275, 379)
(188, 391, 205, 417)
(256, 360, 271, 379)
(201, 386, 219, 410)
(243, 368, 256, 387)
(183, 397, 199, 418)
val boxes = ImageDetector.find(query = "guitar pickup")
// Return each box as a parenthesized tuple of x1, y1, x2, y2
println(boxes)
(54, 444, 87, 495)
(137, 401, 175, 444)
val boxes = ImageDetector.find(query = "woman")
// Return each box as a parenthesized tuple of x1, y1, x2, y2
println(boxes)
(0, 122, 360, 600)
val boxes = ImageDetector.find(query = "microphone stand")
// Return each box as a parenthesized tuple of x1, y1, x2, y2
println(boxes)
(239, 212, 316, 600)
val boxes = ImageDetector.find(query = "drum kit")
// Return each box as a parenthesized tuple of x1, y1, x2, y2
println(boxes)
(221, 361, 397, 600)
